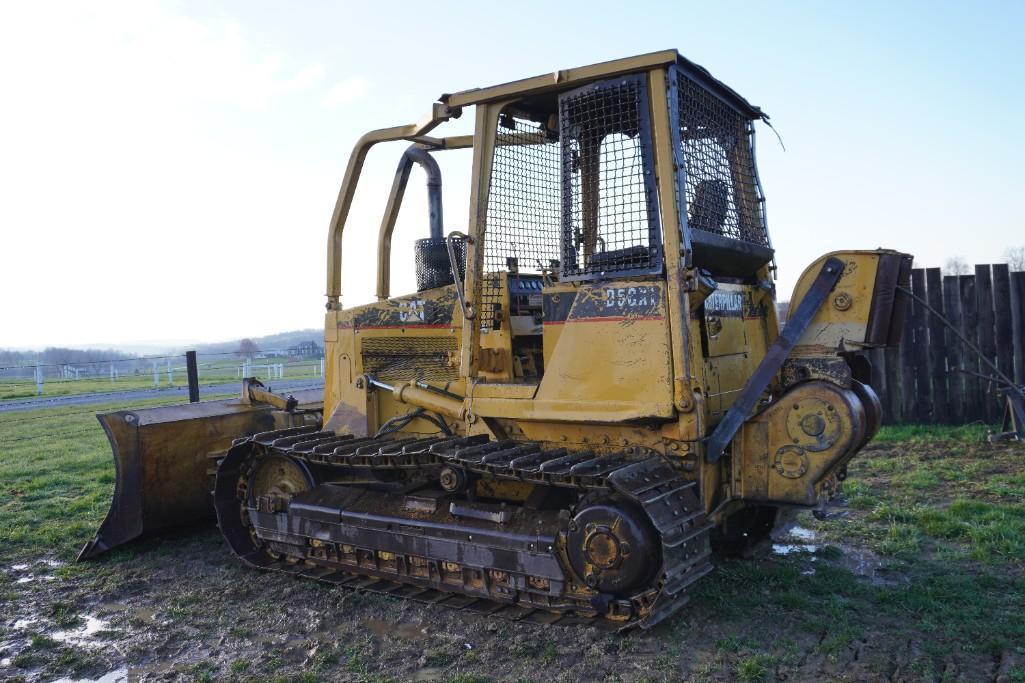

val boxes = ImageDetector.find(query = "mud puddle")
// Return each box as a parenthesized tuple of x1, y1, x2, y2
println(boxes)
(53, 667, 128, 683)
(362, 617, 428, 640)
(771, 522, 905, 585)
(52, 616, 111, 648)
(771, 524, 819, 555)
(7, 558, 64, 585)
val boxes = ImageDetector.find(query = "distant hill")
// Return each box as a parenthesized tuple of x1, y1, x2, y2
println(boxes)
(186, 329, 322, 356)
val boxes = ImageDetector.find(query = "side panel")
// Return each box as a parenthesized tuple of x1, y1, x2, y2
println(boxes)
(326, 287, 464, 436)
(532, 279, 674, 418)
(696, 284, 771, 419)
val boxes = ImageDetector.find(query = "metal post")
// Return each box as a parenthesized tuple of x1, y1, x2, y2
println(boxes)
(167, 358, 173, 386)
(110, 363, 115, 383)
(320, 359, 324, 378)
(153, 361, 159, 387)
(186, 351, 199, 403)
(35, 362, 43, 395)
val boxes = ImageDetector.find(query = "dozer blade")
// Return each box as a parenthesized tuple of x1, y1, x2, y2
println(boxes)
(78, 389, 322, 560)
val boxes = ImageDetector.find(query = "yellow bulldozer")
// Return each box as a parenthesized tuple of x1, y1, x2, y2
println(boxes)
(81, 50, 911, 629)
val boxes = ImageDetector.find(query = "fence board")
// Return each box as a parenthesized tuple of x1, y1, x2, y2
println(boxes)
(925, 268, 948, 423)
(882, 343, 902, 424)
(975, 265, 997, 422)
(960, 275, 982, 421)
(992, 264, 1014, 385)
(942, 275, 964, 424)
(860, 263, 1019, 426)
(898, 289, 916, 422)
(910, 269, 930, 421)
(1013, 271, 1025, 386)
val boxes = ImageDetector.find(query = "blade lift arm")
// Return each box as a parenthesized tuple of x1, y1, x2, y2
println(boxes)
(704, 257, 845, 464)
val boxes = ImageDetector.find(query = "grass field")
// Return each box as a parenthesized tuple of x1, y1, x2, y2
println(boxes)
(1, 403, 1024, 682)
(0, 358, 322, 401)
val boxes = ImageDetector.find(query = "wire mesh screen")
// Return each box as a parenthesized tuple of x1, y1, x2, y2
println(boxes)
(414, 237, 466, 292)
(676, 70, 768, 246)
(559, 76, 660, 279)
(480, 117, 561, 331)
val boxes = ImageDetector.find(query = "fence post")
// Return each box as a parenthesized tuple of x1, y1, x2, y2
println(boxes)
(1012, 271, 1025, 386)
(942, 275, 964, 424)
(166, 358, 173, 387)
(152, 361, 159, 388)
(975, 265, 997, 422)
(925, 268, 948, 423)
(909, 269, 929, 421)
(35, 362, 43, 395)
(960, 275, 982, 421)
(992, 264, 1014, 387)
(186, 351, 200, 403)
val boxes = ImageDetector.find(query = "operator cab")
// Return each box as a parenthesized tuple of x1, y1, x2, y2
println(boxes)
(375, 53, 772, 396)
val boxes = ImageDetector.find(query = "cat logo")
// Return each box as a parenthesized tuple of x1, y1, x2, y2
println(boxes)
(399, 299, 426, 323)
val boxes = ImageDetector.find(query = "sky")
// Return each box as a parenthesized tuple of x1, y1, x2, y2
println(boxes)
(1, 0, 1022, 350)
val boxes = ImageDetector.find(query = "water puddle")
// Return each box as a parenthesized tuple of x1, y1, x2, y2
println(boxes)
(770, 522, 905, 586)
(14, 574, 57, 584)
(831, 546, 904, 586)
(772, 543, 818, 555)
(53, 667, 128, 683)
(52, 616, 110, 648)
(771, 524, 819, 556)
(789, 525, 817, 541)
(362, 618, 427, 640)
(8, 558, 63, 586)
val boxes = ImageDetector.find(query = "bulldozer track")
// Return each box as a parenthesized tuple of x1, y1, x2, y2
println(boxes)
(214, 426, 713, 630)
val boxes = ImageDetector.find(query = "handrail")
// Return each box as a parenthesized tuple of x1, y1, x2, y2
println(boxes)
(325, 103, 458, 310)
(447, 231, 474, 320)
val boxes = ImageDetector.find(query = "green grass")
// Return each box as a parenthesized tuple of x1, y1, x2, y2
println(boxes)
(873, 423, 993, 443)
(689, 423, 1025, 666)
(2, 413, 1023, 679)
(810, 423, 1025, 562)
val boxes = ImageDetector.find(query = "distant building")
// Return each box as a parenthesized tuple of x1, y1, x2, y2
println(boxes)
(287, 341, 322, 359)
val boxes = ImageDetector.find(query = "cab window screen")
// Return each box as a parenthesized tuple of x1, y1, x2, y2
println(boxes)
(676, 70, 768, 247)
(559, 76, 661, 280)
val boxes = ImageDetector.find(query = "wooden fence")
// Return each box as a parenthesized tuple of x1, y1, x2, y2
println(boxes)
(866, 264, 1025, 425)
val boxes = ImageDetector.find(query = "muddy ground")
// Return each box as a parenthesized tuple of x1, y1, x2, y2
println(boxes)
(2, 432, 1024, 682)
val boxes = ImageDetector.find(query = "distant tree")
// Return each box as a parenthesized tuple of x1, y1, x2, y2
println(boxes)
(1004, 246, 1025, 271)
(944, 257, 970, 276)
(238, 339, 259, 357)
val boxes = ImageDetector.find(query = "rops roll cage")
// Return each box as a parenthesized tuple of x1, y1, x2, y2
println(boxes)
(324, 49, 768, 407)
